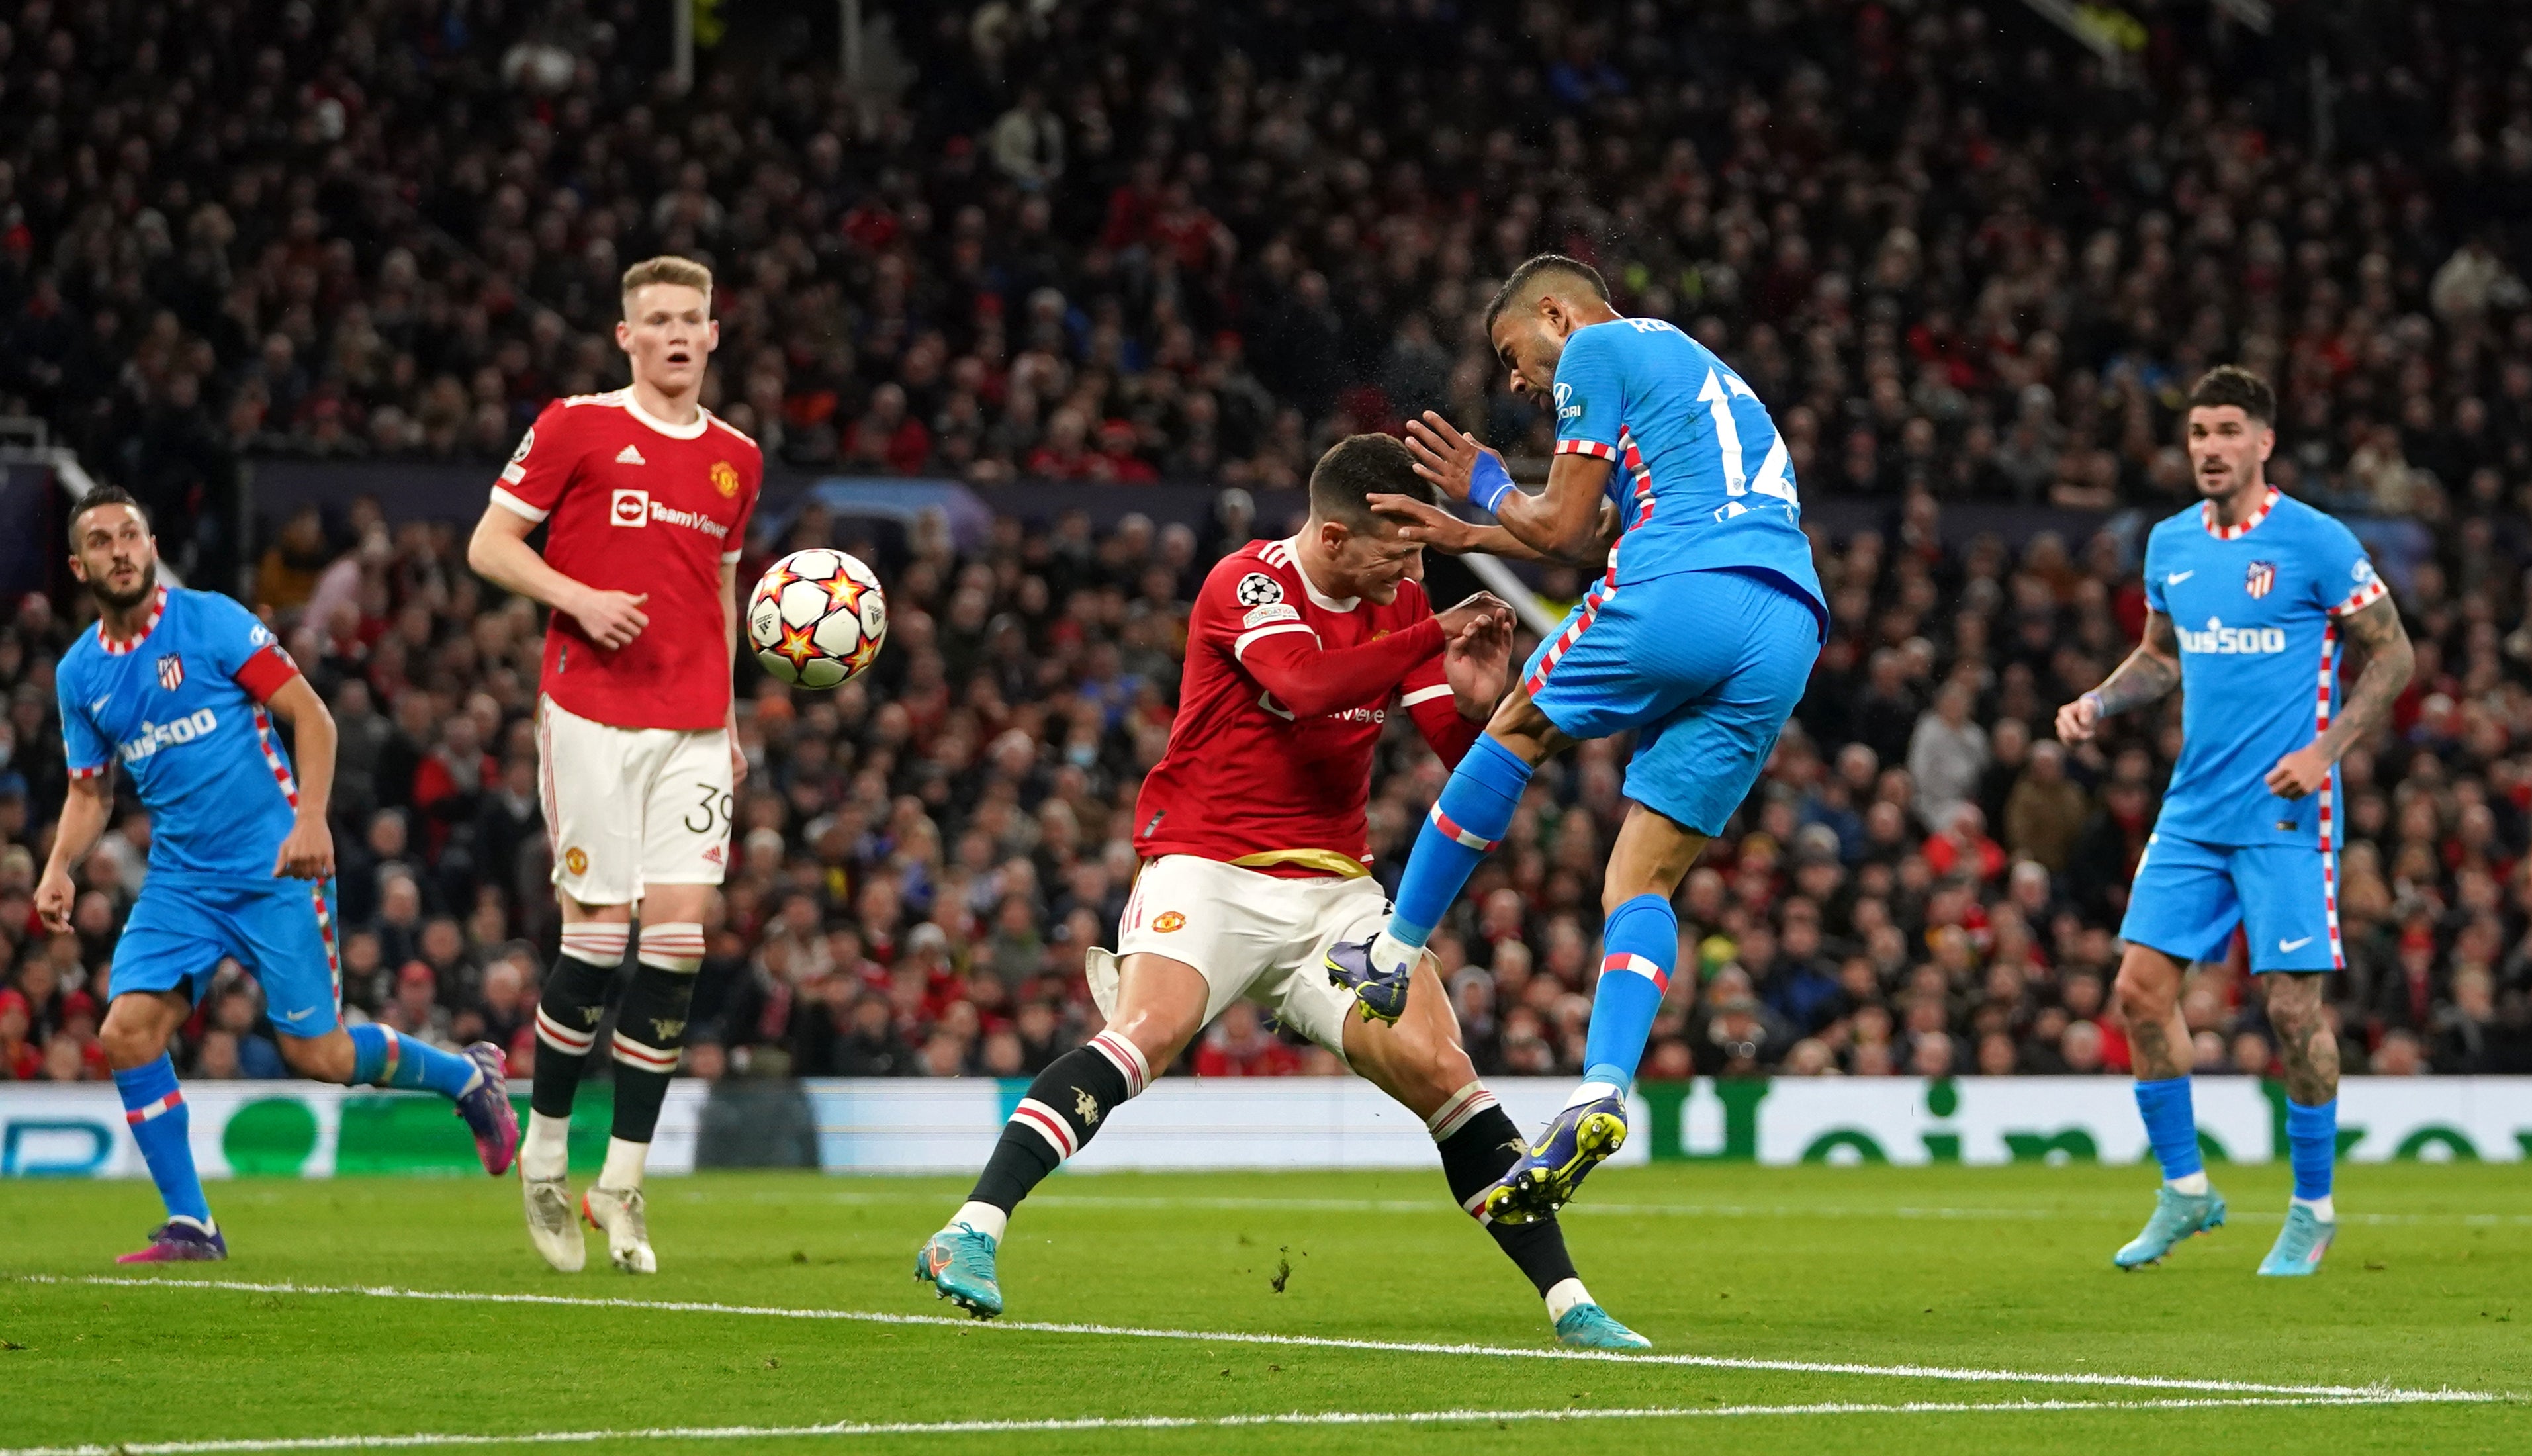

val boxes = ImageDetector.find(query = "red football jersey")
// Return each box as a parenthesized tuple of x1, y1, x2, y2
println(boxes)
(491, 390, 763, 730)
(1133, 537, 1484, 877)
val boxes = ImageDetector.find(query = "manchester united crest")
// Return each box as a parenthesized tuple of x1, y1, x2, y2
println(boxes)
(711, 460, 740, 498)
(1152, 911, 1186, 933)
(2245, 560, 2276, 600)
(565, 846, 589, 876)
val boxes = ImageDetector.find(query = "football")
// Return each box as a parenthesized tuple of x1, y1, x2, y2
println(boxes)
(747, 548, 888, 689)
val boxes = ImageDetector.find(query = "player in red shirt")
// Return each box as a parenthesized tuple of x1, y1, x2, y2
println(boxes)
(466, 255, 763, 1275)
(916, 435, 1650, 1350)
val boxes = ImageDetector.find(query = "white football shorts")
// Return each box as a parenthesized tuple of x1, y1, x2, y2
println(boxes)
(537, 694, 733, 906)
(1100, 854, 1384, 1062)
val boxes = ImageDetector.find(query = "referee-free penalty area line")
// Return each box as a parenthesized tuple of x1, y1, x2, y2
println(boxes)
(14, 1273, 2494, 1402)
(0, 1394, 2502, 1456)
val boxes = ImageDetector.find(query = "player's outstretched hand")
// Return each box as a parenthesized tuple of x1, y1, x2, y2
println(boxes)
(2054, 692, 2101, 744)
(1435, 591, 1514, 641)
(1403, 412, 1504, 504)
(33, 867, 73, 934)
(1369, 492, 1479, 552)
(2265, 743, 2332, 800)
(1444, 598, 1515, 713)
(571, 588, 651, 650)
(273, 817, 336, 881)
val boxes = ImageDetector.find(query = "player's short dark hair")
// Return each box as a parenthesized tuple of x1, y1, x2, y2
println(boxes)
(1307, 434, 1433, 529)
(67, 484, 148, 549)
(1484, 253, 1611, 332)
(2186, 365, 2275, 425)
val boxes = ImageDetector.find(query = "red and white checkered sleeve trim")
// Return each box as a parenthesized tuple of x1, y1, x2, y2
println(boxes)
(68, 762, 107, 780)
(2328, 576, 2388, 619)
(1555, 438, 1621, 461)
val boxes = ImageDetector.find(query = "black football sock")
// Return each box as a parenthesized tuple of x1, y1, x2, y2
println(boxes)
(521, 923, 628, 1181)
(962, 1031, 1151, 1221)
(604, 923, 707, 1175)
(1431, 1084, 1581, 1298)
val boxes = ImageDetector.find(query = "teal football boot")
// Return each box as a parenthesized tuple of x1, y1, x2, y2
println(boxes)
(2112, 1185, 2227, 1269)
(915, 1222, 1003, 1318)
(2255, 1205, 2335, 1277)
(1554, 1302, 1652, 1351)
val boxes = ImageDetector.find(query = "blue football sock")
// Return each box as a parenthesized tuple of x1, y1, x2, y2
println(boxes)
(348, 1023, 482, 1099)
(1382, 735, 1533, 952)
(2284, 1097, 2336, 1203)
(2133, 1076, 2203, 1183)
(1576, 894, 1678, 1094)
(114, 1055, 212, 1228)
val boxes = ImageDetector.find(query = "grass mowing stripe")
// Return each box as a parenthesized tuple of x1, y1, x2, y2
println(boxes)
(766, 1189, 2532, 1228)
(0, 1393, 2503, 1456)
(15, 1274, 2494, 1402)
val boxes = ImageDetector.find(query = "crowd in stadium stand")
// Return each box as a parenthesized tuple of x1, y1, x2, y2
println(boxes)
(7, 0, 2532, 1084)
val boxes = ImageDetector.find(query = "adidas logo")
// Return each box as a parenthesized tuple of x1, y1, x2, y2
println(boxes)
(615, 445, 646, 465)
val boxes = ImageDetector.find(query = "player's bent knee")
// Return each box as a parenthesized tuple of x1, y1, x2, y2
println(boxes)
(278, 1030, 356, 1083)
(1109, 952, 1209, 1069)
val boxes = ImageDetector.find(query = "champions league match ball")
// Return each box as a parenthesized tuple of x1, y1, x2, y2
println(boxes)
(748, 549, 888, 689)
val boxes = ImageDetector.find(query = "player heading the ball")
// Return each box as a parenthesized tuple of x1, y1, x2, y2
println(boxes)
(467, 255, 764, 1275)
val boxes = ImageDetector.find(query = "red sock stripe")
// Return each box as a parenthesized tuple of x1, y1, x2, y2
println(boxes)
(1011, 1098, 1077, 1161)
(559, 923, 631, 964)
(125, 1090, 183, 1124)
(611, 1031, 681, 1073)
(535, 1007, 595, 1054)
(378, 1030, 402, 1085)
(1089, 1032, 1150, 1097)
(1428, 805, 1499, 853)
(1427, 1082, 1498, 1141)
(1602, 951, 1671, 993)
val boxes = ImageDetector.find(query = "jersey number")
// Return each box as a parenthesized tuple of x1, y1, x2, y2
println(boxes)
(1696, 369, 1797, 518)
(683, 782, 734, 835)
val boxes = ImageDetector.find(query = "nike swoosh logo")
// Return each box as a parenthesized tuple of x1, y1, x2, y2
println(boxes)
(281, 1007, 317, 1021)
(89, 695, 111, 713)
(2278, 936, 2314, 953)
(2166, 571, 2194, 584)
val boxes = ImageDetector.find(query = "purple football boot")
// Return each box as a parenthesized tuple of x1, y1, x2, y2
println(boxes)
(455, 1041, 521, 1175)
(118, 1218, 228, 1264)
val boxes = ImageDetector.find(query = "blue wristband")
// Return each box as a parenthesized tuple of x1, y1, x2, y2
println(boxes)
(1468, 451, 1515, 515)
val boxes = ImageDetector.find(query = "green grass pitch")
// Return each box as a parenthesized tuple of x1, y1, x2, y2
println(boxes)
(3, 1162, 2525, 1453)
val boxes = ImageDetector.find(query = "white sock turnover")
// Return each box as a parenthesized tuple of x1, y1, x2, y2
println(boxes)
(952, 1201, 1010, 1242)
(598, 1135, 649, 1192)
(521, 1111, 571, 1181)
(2291, 1194, 2335, 1223)
(1543, 1277, 1592, 1322)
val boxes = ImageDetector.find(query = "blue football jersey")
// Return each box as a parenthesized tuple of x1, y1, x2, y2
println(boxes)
(2142, 489, 2386, 848)
(1550, 318, 1827, 631)
(56, 586, 304, 882)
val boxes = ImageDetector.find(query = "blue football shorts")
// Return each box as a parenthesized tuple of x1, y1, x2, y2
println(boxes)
(110, 875, 344, 1036)
(2120, 832, 2340, 973)
(1520, 566, 1821, 836)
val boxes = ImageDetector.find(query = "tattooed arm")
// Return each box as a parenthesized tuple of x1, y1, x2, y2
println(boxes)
(2266, 592, 2413, 798)
(2054, 610, 2181, 743)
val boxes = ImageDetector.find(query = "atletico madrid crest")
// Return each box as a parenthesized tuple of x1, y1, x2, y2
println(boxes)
(156, 653, 185, 691)
(2245, 561, 2276, 600)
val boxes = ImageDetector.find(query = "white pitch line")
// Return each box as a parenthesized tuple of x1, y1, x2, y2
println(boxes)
(10, 1275, 2492, 1402)
(0, 1392, 2506, 1456)
(772, 1189, 2532, 1228)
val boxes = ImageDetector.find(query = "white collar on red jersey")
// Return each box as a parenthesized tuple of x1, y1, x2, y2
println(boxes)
(97, 584, 169, 656)
(1279, 537, 1359, 613)
(2200, 486, 2279, 541)
(617, 389, 710, 440)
